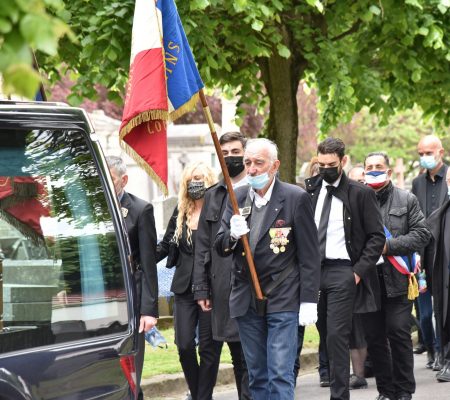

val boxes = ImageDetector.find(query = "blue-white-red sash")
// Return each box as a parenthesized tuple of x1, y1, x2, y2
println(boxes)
(383, 226, 420, 300)
(383, 226, 419, 275)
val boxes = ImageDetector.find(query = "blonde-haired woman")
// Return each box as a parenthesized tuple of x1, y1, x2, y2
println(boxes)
(157, 161, 219, 400)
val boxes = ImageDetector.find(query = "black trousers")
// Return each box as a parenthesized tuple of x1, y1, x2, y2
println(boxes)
(361, 292, 415, 398)
(174, 292, 222, 400)
(293, 324, 306, 381)
(317, 264, 356, 400)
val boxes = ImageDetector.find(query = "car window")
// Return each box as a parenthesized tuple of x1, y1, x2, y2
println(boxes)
(0, 128, 128, 353)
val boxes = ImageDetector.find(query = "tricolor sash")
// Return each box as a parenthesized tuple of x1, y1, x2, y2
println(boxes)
(383, 226, 419, 300)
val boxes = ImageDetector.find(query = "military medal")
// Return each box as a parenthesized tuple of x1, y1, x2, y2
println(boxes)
(269, 227, 291, 254)
(121, 207, 129, 218)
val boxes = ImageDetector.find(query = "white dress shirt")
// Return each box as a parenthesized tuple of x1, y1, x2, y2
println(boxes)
(314, 176, 350, 260)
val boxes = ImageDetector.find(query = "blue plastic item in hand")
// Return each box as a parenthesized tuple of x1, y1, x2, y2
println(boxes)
(418, 271, 427, 293)
(144, 327, 168, 348)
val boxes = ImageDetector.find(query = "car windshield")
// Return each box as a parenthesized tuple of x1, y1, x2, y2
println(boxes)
(0, 128, 128, 353)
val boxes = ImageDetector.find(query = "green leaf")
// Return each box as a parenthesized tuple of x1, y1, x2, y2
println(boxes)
(67, 92, 84, 106)
(369, 5, 381, 16)
(251, 19, 264, 31)
(0, 17, 12, 33)
(106, 47, 117, 61)
(0, 2, 19, 23)
(405, 0, 423, 10)
(271, 0, 283, 11)
(306, 0, 324, 12)
(277, 44, 291, 58)
(260, 5, 271, 17)
(20, 14, 59, 55)
(411, 70, 421, 82)
(360, 11, 373, 22)
(2, 63, 41, 99)
(418, 27, 429, 36)
(206, 54, 219, 69)
(191, 0, 209, 10)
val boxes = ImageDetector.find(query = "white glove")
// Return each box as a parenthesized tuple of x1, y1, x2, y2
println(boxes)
(230, 214, 250, 240)
(298, 302, 317, 326)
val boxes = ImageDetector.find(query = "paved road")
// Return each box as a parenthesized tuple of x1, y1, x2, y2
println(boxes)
(211, 352, 449, 400)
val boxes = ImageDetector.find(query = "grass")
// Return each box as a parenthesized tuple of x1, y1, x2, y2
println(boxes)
(142, 325, 320, 379)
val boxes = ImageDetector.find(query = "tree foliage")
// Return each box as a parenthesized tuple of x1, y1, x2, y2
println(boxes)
(3, 1, 450, 182)
(0, 0, 73, 99)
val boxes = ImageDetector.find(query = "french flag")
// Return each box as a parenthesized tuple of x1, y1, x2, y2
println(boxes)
(120, 0, 203, 195)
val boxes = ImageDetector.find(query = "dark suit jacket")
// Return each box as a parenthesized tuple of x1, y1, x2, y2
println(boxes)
(193, 181, 240, 341)
(305, 173, 385, 313)
(157, 207, 195, 295)
(215, 178, 321, 318)
(425, 199, 450, 349)
(121, 192, 158, 317)
(412, 164, 448, 218)
(412, 164, 448, 279)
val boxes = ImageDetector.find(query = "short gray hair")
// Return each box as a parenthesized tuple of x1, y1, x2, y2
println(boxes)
(245, 138, 278, 162)
(106, 155, 127, 176)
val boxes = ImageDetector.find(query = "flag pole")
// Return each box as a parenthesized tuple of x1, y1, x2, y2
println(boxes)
(32, 51, 47, 101)
(198, 89, 264, 300)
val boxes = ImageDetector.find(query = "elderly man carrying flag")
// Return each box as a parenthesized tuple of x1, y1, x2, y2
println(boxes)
(363, 151, 431, 400)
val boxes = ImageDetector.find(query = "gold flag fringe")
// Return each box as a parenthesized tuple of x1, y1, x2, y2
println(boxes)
(119, 109, 169, 139)
(169, 93, 200, 122)
(118, 92, 199, 195)
(119, 139, 168, 197)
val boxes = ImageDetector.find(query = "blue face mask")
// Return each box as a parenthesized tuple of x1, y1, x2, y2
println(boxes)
(420, 155, 438, 170)
(247, 172, 270, 190)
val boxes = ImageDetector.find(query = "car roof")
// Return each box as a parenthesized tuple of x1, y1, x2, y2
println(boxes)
(0, 100, 95, 134)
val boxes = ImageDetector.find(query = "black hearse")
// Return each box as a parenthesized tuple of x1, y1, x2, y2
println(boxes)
(0, 101, 139, 399)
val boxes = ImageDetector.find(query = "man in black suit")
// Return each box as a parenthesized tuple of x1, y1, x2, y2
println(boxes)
(425, 168, 450, 382)
(412, 135, 448, 373)
(305, 138, 385, 400)
(215, 138, 321, 399)
(193, 132, 251, 399)
(107, 156, 158, 400)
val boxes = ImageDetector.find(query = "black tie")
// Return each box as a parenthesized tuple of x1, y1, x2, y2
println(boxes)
(318, 185, 334, 260)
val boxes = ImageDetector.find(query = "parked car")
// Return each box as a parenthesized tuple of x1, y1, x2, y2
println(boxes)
(0, 101, 139, 399)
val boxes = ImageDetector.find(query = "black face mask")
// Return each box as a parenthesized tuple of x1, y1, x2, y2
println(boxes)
(187, 181, 206, 200)
(319, 166, 341, 184)
(225, 156, 245, 178)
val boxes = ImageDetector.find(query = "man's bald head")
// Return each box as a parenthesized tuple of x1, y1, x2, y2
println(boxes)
(418, 135, 443, 152)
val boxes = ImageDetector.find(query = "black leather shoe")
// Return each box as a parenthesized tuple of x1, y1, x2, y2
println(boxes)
(413, 343, 426, 354)
(436, 360, 450, 382)
(396, 393, 412, 400)
(433, 353, 444, 371)
(426, 350, 435, 369)
(349, 374, 368, 389)
(319, 376, 330, 387)
(375, 394, 391, 400)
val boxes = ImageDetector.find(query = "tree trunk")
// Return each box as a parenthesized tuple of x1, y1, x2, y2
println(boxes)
(259, 28, 302, 184)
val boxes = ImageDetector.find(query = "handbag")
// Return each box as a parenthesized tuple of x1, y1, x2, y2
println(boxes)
(165, 237, 179, 268)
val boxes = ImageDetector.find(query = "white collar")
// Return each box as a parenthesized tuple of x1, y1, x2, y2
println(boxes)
(249, 177, 276, 208)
